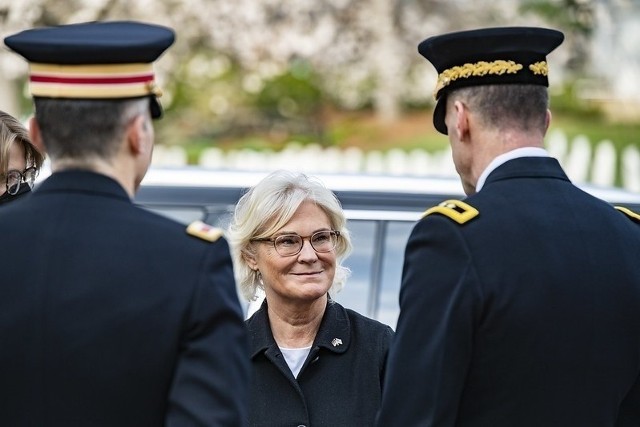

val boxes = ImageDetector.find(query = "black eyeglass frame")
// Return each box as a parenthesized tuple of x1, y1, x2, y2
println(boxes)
(3, 166, 38, 196)
(252, 230, 341, 257)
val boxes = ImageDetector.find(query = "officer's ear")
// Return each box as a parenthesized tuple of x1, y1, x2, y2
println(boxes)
(451, 100, 471, 142)
(126, 114, 152, 156)
(544, 109, 552, 132)
(28, 116, 47, 155)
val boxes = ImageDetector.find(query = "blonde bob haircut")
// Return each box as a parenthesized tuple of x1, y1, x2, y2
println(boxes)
(227, 170, 353, 301)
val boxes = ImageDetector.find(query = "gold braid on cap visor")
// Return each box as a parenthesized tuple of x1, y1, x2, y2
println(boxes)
(433, 60, 549, 99)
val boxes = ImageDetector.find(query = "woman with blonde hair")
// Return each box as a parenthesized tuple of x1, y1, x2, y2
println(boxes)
(228, 170, 394, 426)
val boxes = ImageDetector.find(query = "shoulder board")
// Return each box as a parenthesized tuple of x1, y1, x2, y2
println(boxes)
(186, 220, 224, 242)
(615, 206, 640, 223)
(422, 199, 479, 224)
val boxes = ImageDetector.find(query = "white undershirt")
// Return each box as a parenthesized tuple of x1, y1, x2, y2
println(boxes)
(475, 147, 550, 192)
(279, 345, 312, 378)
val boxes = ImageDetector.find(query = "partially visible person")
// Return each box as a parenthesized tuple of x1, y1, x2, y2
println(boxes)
(377, 27, 640, 426)
(0, 110, 44, 205)
(228, 170, 393, 427)
(1, 21, 249, 426)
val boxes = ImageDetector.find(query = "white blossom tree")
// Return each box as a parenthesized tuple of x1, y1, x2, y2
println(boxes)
(1, 0, 620, 137)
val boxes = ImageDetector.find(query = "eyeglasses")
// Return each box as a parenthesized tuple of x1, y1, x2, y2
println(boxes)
(252, 230, 341, 257)
(3, 167, 37, 196)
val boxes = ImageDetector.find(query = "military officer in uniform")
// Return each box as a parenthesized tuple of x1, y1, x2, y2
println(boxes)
(377, 27, 640, 426)
(0, 21, 249, 426)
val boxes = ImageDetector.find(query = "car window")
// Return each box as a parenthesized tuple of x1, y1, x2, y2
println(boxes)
(377, 221, 416, 329)
(332, 219, 415, 329)
(333, 220, 376, 316)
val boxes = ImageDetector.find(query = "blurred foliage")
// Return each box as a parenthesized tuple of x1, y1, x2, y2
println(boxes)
(549, 82, 603, 118)
(2, 0, 638, 161)
(549, 82, 640, 153)
(255, 61, 322, 120)
(519, 0, 596, 73)
(157, 58, 329, 149)
(519, 0, 595, 35)
(170, 81, 639, 163)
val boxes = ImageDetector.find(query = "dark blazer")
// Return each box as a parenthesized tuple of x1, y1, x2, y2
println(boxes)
(0, 170, 249, 427)
(247, 299, 394, 427)
(377, 157, 640, 427)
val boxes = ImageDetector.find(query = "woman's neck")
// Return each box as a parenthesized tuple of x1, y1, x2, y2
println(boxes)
(267, 294, 327, 348)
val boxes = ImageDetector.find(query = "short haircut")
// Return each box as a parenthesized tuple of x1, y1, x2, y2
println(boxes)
(33, 97, 149, 162)
(227, 170, 353, 301)
(0, 110, 44, 175)
(450, 84, 549, 133)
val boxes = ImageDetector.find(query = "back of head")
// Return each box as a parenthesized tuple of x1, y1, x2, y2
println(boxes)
(418, 26, 564, 135)
(450, 84, 549, 134)
(33, 97, 148, 162)
(227, 170, 353, 301)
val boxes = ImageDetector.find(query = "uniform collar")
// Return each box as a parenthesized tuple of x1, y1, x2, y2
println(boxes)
(247, 298, 351, 359)
(482, 155, 570, 188)
(35, 170, 131, 201)
(476, 147, 550, 192)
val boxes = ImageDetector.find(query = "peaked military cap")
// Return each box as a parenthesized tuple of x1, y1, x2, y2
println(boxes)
(4, 20, 175, 119)
(418, 26, 564, 134)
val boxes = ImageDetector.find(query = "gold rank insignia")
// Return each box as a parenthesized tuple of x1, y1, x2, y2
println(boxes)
(422, 199, 479, 224)
(615, 206, 640, 223)
(186, 220, 224, 242)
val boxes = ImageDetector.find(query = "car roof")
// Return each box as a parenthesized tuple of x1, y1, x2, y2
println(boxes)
(137, 167, 467, 221)
(140, 166, 640, 204)
(140, 167, 466, 195)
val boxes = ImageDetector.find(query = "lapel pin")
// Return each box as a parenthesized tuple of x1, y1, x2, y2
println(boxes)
(331, 338, 343, 347)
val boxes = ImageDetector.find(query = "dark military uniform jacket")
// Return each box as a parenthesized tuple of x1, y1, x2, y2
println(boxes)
(377, 157, 640, 427)
(0, 170, 249, 426)
(247, 299, 394, 427)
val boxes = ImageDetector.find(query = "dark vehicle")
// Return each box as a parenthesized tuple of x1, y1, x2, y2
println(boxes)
(135, 167, 640, 328)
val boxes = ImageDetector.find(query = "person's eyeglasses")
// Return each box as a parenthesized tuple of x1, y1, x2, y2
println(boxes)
(4, 167, 37, 196)
(252, 230, 341, 257)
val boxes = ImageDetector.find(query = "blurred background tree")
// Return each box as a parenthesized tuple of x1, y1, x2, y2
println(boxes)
(0, 0, 638, 155)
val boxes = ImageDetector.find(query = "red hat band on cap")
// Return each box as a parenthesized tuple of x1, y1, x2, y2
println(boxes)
(4, 20, 175, 119)
(29, 63, 161, 100)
